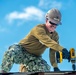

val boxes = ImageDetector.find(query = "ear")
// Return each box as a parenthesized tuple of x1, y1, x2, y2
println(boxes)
(46, 18, 48, 22)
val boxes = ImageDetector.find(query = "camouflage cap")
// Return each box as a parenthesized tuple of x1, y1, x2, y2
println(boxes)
(45, 8, 62, 25)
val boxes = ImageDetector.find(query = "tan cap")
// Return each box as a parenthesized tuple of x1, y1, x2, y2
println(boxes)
(45, 8, 62, 25)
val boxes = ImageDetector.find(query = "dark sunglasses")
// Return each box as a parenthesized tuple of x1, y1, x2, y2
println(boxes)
(49, 21, 58, 26)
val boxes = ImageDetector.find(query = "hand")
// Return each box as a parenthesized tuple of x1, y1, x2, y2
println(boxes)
(62, 48, 69, 59)
(54, 67, 60, 71)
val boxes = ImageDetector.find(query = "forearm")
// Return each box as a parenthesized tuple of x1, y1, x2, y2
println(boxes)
(49, 48, 58, 67)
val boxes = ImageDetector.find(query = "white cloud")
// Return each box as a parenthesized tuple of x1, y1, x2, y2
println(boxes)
(38, 0, 62, 9)
(5, 6, 45, 23)
(38, 0, 75, 10)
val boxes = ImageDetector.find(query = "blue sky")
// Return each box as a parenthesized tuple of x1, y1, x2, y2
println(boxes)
(0, 0, 76, 72)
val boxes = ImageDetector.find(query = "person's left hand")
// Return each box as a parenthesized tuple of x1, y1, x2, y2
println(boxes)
(62, 48, 69, 59)
(54, 67, 60, 71)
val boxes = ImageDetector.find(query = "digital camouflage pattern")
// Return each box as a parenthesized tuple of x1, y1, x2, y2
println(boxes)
(0, 44, 50, 72)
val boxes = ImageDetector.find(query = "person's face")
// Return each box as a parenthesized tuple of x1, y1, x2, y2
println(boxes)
(45, 20, 58, 32)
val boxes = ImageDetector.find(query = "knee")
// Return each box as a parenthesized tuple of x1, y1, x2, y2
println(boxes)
(8, 44, 21, 53)
(4, 44, 19, 57)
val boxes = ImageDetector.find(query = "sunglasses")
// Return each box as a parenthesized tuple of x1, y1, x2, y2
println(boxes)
(49, 21, 58, 26)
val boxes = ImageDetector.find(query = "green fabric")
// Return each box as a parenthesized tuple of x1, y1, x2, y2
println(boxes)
(0, 44, 50, 72)
(19, 24, 63, 56)
(19, 24, 63, 67)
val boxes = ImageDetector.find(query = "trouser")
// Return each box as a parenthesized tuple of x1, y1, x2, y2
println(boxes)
(0, 44, 50, 72)
(19, 48, 57, 72)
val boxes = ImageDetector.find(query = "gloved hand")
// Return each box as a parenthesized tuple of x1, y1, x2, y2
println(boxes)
(54, 67, 60, 71)
(62, 48, 69, 59)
